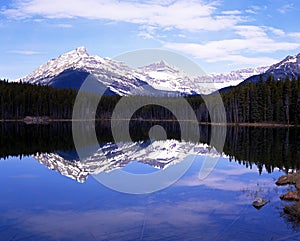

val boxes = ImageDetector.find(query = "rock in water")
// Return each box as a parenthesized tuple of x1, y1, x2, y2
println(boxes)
(276, 174, 294, 185)
(252, 198, 269, 209)
(276, 171, 300, 189)
(280, 190, 300, 201)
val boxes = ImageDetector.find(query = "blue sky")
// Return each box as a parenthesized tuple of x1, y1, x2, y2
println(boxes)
(1, 0, 300, 79)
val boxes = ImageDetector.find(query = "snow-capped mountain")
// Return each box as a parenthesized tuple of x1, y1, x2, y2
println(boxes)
(140, 60, 205, 95)
(20, 47, 164, 96)
(240, 53, 300, 85)
(22, 47, 90, 85)
(33, 140, 221, 183)
(203, 66, 269, 89)
(266, 53, 300, 79)
(139, 60, 268, 94)
(21, 47, 300, 95)
(19, 47, 273, 95)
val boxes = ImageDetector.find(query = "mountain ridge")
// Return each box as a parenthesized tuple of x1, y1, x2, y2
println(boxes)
(234, 52, 300, 88)
(19, 47, 300, 95)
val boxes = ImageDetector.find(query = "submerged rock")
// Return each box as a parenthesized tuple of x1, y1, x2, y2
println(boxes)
(284, 203, 300, 216)
(252, 197, 269, 209)
(284, 203, 300, 224)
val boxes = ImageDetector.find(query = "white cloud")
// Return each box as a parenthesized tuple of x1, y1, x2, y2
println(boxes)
(245, 5, 267, 15)
(221, 10, 241, 15)
(53, 23, 73, 28)
(177, 34, 186, 38)
(138, 25, 155, 39)
(245, 9, 256, 14)
(235, 26, 285, 38)
(2, 0, 243, 32)
(33, 18, 44, 22)
(7, 50, 45, 55)
(234, 25, 267, 39)
(164, 41, 278, 67)
(251, 5, 267, 11)
(164, 38, 297, 59)
(138, 31, 154, 39)
(267, 27, 285, 36)
(2, 0, 297, 72)
(289, 32, 300, 39)
(278, 3, 294, 14)
(213, 55, 278, 66)
(163, 25, 299, 67)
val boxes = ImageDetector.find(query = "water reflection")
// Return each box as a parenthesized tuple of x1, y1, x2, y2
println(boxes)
(0, 156, 294, 240)
(1, 120, 300, 239)
(0, 122, 299, 174)
(33, 140, 220, 183)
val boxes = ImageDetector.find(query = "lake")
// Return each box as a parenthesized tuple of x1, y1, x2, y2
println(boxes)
(0, 122, 300, 240)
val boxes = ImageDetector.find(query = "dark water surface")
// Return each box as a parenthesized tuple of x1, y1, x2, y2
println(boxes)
(0, 122, 299, 240)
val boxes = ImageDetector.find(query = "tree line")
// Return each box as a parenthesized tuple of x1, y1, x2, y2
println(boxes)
(0, 75, 299, 124)
(221, 75, 300, 124)
(0, 80, 77, 119)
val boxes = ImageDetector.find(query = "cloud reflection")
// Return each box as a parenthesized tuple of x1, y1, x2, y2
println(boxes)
(2, 199, 240, 241)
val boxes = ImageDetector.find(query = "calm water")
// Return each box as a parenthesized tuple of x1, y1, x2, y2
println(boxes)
(0, 122, 300, 240)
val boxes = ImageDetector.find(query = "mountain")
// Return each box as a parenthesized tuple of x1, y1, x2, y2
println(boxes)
(139, 60, 200, 95)
(19, 47, 300, 96)
(33, 140, 221, 183)
(139, 60, 265, 94)
(19, 47, 271, 96)
(20, 47, 168, 96)
(242, 53, 300, 84)
(267, 53, 300, 79)
(204, 66, 269, 88)
(216, 52, 300, 94)
(19, 47, 202, 95)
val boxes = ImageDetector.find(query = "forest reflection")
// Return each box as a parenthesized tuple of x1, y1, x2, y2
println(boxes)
(0, 121, 299, 173)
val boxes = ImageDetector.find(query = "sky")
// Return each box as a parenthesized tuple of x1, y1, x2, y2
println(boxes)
(1, 0, 300, 79)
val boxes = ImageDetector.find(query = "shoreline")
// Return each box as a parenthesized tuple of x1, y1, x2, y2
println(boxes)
(0, 118, 298, 127)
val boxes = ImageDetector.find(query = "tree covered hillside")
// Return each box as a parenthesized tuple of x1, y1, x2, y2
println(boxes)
(0, 75, 299, 125)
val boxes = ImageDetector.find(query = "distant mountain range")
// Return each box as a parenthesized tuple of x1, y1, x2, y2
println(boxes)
(19, 47, 300, 95)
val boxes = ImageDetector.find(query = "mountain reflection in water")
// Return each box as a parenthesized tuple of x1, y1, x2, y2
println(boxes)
(0, 121, 300, 240)
(33, 140, 221, 182)
(0, 121, 299, 174)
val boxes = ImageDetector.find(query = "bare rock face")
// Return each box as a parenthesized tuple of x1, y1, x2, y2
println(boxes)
(280, 190, 300, 201)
